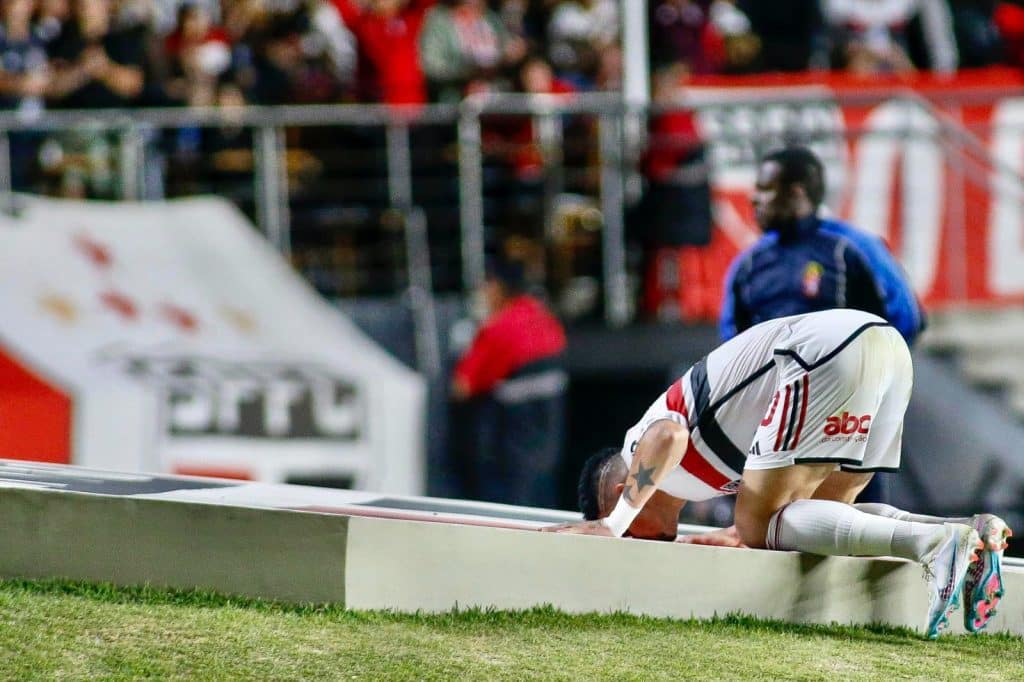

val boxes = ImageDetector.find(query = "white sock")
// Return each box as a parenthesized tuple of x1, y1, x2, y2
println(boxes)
(767, 499, 946, 561)
(854, 502, 970, 526)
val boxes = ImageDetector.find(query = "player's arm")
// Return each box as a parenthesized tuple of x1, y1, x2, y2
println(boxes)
(617, 420, 689, 517)
(450, 325, 513, 400)
(543, 420, 690, 536)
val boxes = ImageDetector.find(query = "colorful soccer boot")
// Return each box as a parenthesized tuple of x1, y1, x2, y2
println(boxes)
(923, 523, 983, 639)
(963, 514, 1012, 633)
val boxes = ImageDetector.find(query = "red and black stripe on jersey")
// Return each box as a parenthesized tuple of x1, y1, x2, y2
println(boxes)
(682, 356, 770, 481)
(665, 377, 737, 491)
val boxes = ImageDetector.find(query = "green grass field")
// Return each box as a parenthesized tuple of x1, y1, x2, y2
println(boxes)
(0, 579, 1021, 681)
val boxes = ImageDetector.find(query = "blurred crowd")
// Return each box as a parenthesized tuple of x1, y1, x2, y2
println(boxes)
(0, 0, 621, 115)
(651, 0, 1024, 77)
(2, 0, 1024, 119)
(3, 0, 1024, 293)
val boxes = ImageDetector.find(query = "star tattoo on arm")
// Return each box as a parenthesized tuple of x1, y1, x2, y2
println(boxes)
(632, 462, 656, 493)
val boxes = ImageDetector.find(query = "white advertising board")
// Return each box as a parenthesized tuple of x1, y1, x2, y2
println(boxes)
(0, 195, 424, 493)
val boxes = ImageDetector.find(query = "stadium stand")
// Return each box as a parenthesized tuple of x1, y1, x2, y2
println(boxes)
(2, 0, 1023, 303)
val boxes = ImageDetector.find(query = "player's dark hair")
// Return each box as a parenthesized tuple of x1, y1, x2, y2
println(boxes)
(763, 146, 826, 206)
(578, 447, 621, 520)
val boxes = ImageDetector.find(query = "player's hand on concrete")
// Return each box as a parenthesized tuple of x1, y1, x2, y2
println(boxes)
(540, 519, 615, 536)
(675, 525, 746, 548)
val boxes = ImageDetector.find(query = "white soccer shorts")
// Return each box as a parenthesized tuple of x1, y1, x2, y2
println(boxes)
(743, 324, 913, 473)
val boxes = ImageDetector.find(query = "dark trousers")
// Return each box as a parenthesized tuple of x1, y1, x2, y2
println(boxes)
(461, 393, 565, 509)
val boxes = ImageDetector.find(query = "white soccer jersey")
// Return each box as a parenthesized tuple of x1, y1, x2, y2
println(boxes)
(620, 309, 913, 501)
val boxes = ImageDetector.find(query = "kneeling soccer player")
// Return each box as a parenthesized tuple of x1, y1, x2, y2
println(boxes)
(544, 309, 1012, 637)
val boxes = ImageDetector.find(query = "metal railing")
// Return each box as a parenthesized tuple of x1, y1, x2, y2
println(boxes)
(0, 97, 650, 337)
(0, 103, 461, 378)
(2, 88, 1024, 364)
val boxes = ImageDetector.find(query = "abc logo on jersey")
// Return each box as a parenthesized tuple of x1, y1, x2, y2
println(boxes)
(823, 412, 872, 436)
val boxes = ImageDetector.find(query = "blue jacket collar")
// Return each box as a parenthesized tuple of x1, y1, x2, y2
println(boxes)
(769, 214, 819, 243)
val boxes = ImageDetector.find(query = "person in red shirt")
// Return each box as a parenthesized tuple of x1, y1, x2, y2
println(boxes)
(332, 0, 432, 105)
(636, 67, 714, 320)
(640, 67, 712, 244)
(451, 255, 567, 508)
(502, 56, 575, 182)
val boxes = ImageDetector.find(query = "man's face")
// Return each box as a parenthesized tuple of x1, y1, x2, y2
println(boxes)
(181, 6, 211, 41)
(2, 0, 34, 24)
(521, 60, 553, 93)
(76, 0, 109, 32)
(751, 160, 798, 229)
(624, 505, 677, 541)
(370, 0, 402, 15)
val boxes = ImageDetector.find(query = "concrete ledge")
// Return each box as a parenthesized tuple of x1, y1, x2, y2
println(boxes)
(345, 515, 1023, 636)
(0, 464, 1020, 637)
(0, 487, 348, 604)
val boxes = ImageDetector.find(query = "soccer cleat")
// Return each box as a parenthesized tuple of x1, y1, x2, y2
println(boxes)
(970, 514, 1013, 552)
(922, 523, 983, 639)
(963, 514, 1013, 633)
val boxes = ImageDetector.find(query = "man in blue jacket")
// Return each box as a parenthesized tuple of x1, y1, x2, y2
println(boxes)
(720, 146, 925, 503)
(720, 146, 925, 344)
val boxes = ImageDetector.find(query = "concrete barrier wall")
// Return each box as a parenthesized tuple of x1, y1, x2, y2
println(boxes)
(344, 516, 1022, 636)
(0, 487, 348, 603)
(0, 471, 1020, 637)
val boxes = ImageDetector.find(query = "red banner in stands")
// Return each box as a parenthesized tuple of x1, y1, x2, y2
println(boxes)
(654, 69, 1024, 320)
